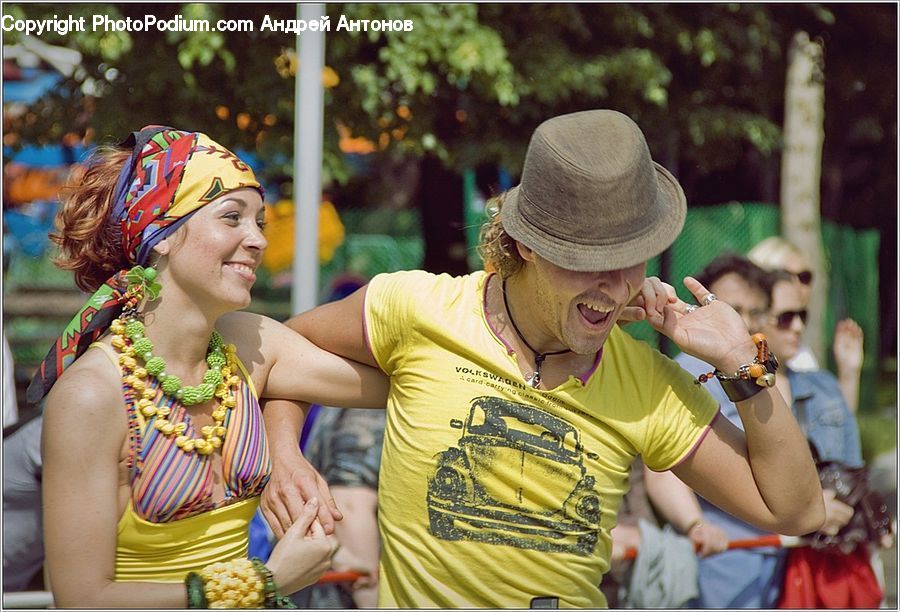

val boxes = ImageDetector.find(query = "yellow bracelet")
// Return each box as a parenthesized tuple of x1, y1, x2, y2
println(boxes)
(200, 558, 265, 608)
(685, 519, 704, 535)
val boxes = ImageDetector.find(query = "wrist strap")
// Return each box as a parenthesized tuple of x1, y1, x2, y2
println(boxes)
(717, 375, 767, 402)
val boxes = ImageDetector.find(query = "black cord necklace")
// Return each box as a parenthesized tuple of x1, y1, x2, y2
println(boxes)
(502, 279, 571, 388)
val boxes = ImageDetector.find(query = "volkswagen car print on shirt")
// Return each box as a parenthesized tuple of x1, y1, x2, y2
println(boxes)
(427, 396, 601, 556)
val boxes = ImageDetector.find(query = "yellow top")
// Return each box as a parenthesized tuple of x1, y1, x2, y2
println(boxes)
(87, 341, 268, 582)
(115, 497, 259, 582)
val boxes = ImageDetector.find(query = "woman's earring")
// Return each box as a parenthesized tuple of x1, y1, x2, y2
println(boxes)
(125, 264, 161, 303)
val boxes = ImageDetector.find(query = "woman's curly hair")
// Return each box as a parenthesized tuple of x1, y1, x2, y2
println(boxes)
(477, 191, 524, 279)
(50, 147, 131, 292)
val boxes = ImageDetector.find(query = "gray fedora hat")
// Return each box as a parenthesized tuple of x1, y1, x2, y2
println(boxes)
(501, 109, 686, 272)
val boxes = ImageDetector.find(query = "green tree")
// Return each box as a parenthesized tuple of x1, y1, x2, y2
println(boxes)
(4, 3, 895, 308)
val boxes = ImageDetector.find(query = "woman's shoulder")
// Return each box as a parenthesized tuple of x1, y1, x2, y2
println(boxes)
(43, 345, 128, 442)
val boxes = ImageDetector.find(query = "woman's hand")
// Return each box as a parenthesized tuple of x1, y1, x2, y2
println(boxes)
(267, 498, 339, 595)
(609, 524, 641, 562)
(687, 521, 729, 557)
(818, 488, 854, 536)
(833, 318, 864, 376)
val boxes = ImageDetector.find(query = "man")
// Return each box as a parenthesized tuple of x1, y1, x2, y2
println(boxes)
(263, 110, 824, 607)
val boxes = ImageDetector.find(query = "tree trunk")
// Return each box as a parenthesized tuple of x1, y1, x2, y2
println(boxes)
(780, 31, 827, 363)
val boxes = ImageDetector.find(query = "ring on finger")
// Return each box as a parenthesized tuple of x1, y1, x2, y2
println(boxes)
(702, 293, 718, 306)
(685, 304, 698, 314)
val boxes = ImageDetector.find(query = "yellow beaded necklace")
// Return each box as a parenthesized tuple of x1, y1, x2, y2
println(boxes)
(110, 316, 240, 455)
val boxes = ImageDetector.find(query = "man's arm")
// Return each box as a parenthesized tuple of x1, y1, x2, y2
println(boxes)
(262, 287, 381, 536)
(644, 276, 824, 535)
(284, 286, 377, 367)
(261, 399, 342, 537)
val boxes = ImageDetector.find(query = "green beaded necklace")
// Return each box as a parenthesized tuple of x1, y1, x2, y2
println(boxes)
(110, 264, 240, 455)
(114, 317, 226, 406)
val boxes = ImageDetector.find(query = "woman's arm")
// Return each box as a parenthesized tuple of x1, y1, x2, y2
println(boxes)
(643, 467, 727, 556)
(43, 353, 337, 607)
(42, 354, 189, 608)
(833, 318, 863, 413)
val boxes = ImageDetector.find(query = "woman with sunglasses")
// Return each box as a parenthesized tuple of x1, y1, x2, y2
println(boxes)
(748, 236, 864, 413)
(760, 271, 890, 608)
(760, 271, 861, 467)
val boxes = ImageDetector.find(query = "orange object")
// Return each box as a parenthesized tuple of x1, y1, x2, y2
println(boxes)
(318, 570, 367, 584)
(621, 533, 801, 561)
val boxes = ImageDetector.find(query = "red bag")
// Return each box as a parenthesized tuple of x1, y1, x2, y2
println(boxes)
(778, 546, 883, 608)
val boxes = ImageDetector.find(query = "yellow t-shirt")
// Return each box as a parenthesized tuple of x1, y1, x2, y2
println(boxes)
(365, 270, 718, 608)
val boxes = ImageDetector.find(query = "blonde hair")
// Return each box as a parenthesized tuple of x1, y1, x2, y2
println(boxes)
(477, 191, 524, 279)
(746, 236, 808, 272)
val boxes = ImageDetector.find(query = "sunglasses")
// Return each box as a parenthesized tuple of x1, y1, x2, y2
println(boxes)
(772, 309, 808, 330)
(789, 270, 814, 285)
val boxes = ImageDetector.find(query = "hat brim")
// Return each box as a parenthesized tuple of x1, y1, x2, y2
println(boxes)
(501, 162, 687, 272)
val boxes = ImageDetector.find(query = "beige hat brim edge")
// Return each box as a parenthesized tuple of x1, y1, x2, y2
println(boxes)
(500, 162, 687, 273)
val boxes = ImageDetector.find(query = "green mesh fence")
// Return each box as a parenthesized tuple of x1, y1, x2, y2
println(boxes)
(317, 207, 424, 297)
(620, 202, 881, 414)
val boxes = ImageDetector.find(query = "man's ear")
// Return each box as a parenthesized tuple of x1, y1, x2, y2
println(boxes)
(515, 241, 535, 262)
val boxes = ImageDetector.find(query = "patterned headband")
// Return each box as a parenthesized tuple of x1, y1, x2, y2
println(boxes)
(26, 126, 263, 404)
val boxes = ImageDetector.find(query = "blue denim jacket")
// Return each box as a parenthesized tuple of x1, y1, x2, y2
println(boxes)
(789, 368, 863, 467)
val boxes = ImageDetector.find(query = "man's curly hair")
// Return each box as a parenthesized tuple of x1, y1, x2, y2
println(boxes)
(477, 191, 524, 279)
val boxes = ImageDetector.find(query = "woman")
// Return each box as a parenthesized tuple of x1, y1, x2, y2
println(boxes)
(747, 236, 864, 413)
(760, 272, 887, 608)
(34, 126, 389, 608)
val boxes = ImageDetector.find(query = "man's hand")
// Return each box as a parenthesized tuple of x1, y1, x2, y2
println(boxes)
(619, 276, 677, 324)
(261, 443, 343, 537)
(649, 276, 758, 374)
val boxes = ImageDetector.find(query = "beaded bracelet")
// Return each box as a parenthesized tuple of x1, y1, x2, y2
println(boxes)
(696, 333, 779, 403)
(184, 572, 208, 609)
(250, 557, 297, 609)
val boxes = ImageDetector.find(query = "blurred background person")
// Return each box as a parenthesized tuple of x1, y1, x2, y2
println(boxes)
(2, 411, 45, 592)
(748, 236, 864, 414)
(674, 254, 788, 608)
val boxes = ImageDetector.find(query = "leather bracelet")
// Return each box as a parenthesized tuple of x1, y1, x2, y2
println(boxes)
(715, 353, 780, 403)
(717, 375, 766, 402)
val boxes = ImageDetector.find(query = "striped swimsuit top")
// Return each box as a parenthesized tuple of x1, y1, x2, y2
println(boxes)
(93, 342, 271, 523)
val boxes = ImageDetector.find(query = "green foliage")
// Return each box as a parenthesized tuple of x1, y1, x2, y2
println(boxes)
(3, 2, 895, 224)
(858, 412, 898, 465)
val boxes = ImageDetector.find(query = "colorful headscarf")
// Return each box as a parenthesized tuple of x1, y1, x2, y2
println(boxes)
(27, 126, 263, 404)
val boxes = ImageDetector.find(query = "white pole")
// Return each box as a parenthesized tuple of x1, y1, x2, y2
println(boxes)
(292, 3, 326, 315)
